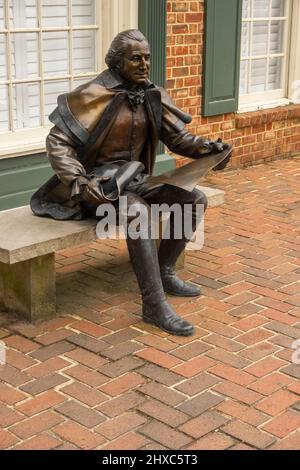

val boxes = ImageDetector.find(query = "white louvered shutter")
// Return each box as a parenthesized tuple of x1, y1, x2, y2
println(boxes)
(0, 0, 97, 132)
(239, 0, 290, 105)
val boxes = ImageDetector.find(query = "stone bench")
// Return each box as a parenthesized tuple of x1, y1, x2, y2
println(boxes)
(0, 186, 224, 321)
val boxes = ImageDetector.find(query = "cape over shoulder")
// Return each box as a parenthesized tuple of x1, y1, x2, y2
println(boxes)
(48, 70, 193, 144)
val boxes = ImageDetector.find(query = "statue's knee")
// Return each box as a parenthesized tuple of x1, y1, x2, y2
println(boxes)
(122, 193, 151, 224)
(192, 188, 208, 212)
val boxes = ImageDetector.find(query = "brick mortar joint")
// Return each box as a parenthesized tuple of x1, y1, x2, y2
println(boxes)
(236, 104, 300, 129)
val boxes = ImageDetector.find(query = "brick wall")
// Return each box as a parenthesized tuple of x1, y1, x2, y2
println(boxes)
(166, 0, 300, 167)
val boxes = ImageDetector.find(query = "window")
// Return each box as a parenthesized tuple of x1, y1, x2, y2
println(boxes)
(0, 0, 99, 134)
(239, 0, 292, 110)
(0, 0, 138, 156)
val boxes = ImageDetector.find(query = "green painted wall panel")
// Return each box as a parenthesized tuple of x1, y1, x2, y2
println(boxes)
(0, 153, 174, 212)
(203, 0, 243, 116)
(138, 0, 167, 88)
(0, 154, 54, 211)
(139, 0, 167, 155)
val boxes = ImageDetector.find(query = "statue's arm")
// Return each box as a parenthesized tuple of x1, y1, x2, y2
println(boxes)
(160, 119, 212, 159)
(159, 88, 225, 159)
(46, 126, 90, 199)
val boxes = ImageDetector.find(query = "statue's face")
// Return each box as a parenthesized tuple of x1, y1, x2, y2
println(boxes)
(120, 40, 151, 85)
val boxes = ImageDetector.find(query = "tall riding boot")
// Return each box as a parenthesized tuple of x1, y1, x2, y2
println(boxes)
(158, 194, 206, 297)
(126, 236, 194, 336)
(159, 237, 201, 297)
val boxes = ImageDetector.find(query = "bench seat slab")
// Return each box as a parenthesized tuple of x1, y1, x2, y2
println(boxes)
(0, 253, 56, 321)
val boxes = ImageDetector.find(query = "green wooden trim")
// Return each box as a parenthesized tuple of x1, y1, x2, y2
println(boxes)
(138, 0, 167, 88)
(0, 154, 53, 211)
(138, 0, 167, 156)
(152, 154, 176, 176)
(203, 0, 243, 116)
(0, 151, 174, 211)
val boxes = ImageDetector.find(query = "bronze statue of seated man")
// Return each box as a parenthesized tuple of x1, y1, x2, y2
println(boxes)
(31, 29, 231, 337)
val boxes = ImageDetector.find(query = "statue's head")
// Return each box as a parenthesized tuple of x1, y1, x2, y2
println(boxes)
(105, 29, 150, 85)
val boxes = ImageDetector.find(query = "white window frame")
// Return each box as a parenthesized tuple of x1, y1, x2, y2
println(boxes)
(288, 0, 300, 104)
(238, 0, 294, 112)
(0, 0, 138, 159)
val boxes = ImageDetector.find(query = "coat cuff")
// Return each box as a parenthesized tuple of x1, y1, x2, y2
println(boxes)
(71, 175, 91, 201)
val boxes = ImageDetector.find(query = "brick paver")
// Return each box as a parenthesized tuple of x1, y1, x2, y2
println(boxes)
(1, 158, 300, 449)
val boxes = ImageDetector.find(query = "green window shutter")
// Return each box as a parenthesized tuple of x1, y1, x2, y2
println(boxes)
(138, 0, 167, 88)
(138, 0, 169, 159)
(203, 0, 243, 116)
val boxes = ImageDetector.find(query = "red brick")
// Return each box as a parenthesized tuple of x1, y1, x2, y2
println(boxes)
(262, 410, 300, 438)
(4, 335, 39, 353)
(12, 433, 62, 450)
(6, 349, 37, 370)
(206, 347, 251, 369)
(139, 381, 185, 405)
(209, 364, 255, 386)
(172, 356, 216, 378)
(238, 342, 279, 361)
(54, 421, 106, 450)
(249, 372, 294, 395)
(135, 348, 181, 369)
(16, 390, 67, 417)
(216, 400, 269, 426)
(61, 382, 107, 407)
(0, 429, 19, 449)
(65, 365, 107, 387)
(179, 411, 228, 438)
(255, 390, 300, 416)
(97, 391, 145, 418)
(64, 347, 108, 369)
(135, 334, 175, 352)
(0, 365, 31, 387)
(11, 411, 64, 440)
(99, 372, 145, 396)
(237, 328, 275, 346)
(213, 381, 263, 405)
(288, 382, 300, 395)
(234, 315, 267, 331)
(95, 412, 147, 440)
(221, 420, 275, 449)
(99, 432, 148, 450)
(245, 357, 286, 378)
(0, 383, 27, 405)
(56, 400, 106, 428)
(270, 431, 300, 450)
(70, 320, 111, 338)
(26, 357, 71, 378)
(139, 421, 192, 449)
(138, 399, 189, 427)
(202, 334, 244, 352)
(35, 329, 73, 346)
(224, 292, 259, 306)
(0, 404, 24, 427)
(186, 432, 234, 450)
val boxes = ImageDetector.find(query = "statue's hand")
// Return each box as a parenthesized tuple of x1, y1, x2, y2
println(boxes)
(81, 178, 106, 205)
(212, 154, 231, 171)
(212, 140, 232, 171)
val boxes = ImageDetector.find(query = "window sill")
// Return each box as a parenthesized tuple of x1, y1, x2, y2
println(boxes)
(236, 103, 300, 129)
(237, 98, 291, 113)
(0, 127, 51, 160)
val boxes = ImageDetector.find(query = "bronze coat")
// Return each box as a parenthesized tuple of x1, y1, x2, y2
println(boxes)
(31, 70, 210, 220)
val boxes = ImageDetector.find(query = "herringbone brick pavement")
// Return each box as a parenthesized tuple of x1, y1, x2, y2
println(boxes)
(0, 157, 300, 450)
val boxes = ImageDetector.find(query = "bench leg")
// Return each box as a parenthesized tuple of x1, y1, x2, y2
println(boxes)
(0, 253, 56, 321)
